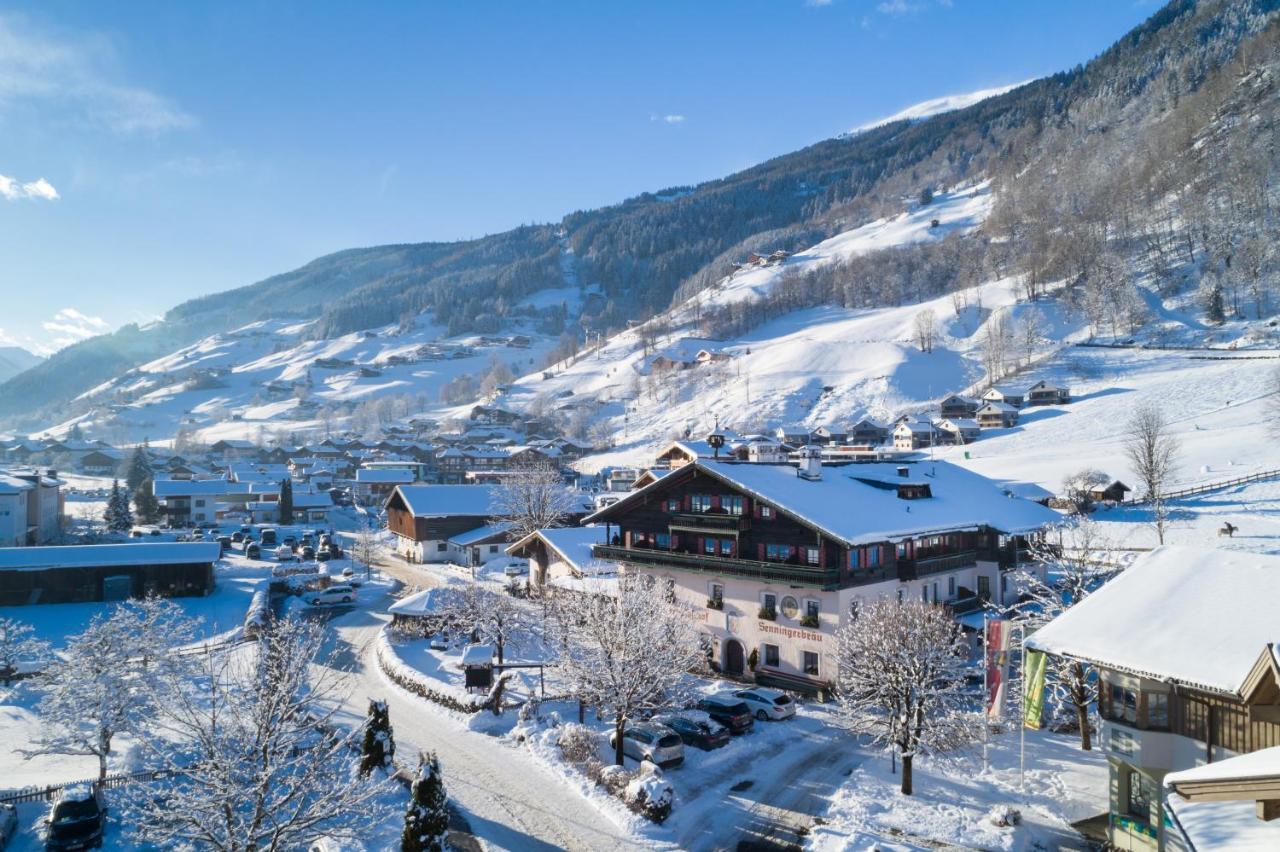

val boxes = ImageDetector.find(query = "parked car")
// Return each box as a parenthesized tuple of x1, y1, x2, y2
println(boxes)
(315, 549, 331, 563)
(319, 533, 332, 548)
(502, 562, 526, 577)
(245, 542, 261, 560)
(300, 545, 316, 561)
(275, 545, 295, 562)
(259, 528, 278, 547)
(282, 535, 298, 549)
(44, 785, 105, 850)
(696, 695, 754, 734)
(309, 584, 356, 606)
(735, 687, 797, 721)
(658, 715, 729, 751)
(609, 723, 684, 768)
(326, 543, 343, 559)
(231, 531, 244, 543)
(216, 535, 232, 554)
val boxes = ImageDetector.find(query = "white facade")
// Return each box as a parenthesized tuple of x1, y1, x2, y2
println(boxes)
(0, 485, 30, 547)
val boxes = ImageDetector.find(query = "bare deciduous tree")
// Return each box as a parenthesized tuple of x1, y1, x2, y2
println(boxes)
(1060, 468, 1111, 515)
(494, 461, 577, 541)
(1124, 403, 1180, 544)
(834, 597, 978, 795)
(912, 309, 938, 353)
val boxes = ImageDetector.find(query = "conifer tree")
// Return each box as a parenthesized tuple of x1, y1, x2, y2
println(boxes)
(360, 699, 395, 775)
(278, 478, 294, 526)
(126, 442, 154, 494)
(134, 479, 161, 525)
(105, 479, 134, 532)
(402, 752, 449, 852)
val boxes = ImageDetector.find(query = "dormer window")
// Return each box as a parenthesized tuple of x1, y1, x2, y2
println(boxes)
(897, 483, 932, 500)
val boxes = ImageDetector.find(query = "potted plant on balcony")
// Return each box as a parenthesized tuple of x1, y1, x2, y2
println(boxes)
(758, 604, 776, 621)
(800, 614, 820, 629)
(706, 596, 723, 610)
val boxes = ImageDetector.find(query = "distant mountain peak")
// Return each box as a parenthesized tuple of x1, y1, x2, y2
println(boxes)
(0, 345, 43, 384)
(846, 81, 1031, 136)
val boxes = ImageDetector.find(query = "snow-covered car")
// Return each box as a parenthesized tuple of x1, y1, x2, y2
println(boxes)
(308, 584, 356, 606)
(245, 542, 261, 560)
(44, 785, 105, 851)
(696, 695, 754, 734)
(609, 723, 684, 768)
(502, 562, 526, 577)
(275, 545, 295, 562)
(734, 687, 797, 721)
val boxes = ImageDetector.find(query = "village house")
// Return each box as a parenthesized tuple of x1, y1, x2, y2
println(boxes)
(448, 523, 515, 569)
(354, 467, 416, 506)
(981, 386, 1025, 409)
(0, 474, 33, 547)
(507, 525, 619, 591)
(976, 401, 1020, 428)
(1025, 380, 1071, 406)
(893, 420, 940, 451)
(153, 478, 242, 526)
(775, 426, 814, 447)
(0, 542, 218, 606)
(811, 426, 848, 445)
(585, 450, 1056, 693)
(1, 469, 64, 545)
(938, 394, 980, 420)
(78, 449, 122, 476)
(848, 418, 889, 446)
(384, 484, 500, 563)
(1028, 546, 1280, 852)
(936, 418, 981, 445)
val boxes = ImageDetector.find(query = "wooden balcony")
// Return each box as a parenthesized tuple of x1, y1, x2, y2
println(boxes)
(667, 512, 751, 534)
(594, 544, 841, 589)
(896, 550, 978, 581)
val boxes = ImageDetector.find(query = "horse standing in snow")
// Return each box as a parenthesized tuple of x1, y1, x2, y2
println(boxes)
(1218, 522, 1238, 538)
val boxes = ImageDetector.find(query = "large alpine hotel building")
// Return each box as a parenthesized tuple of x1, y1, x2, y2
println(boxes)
(585, 447, 1059, 692)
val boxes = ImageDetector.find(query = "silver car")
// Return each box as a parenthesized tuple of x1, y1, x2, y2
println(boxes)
(609, 723, 684, 768)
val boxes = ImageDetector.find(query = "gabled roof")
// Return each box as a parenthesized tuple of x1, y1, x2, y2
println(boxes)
(387, 484, 499, 518)
(1028, 546, 1280, 695)
(0, 542, 221, 570)
(976, 401, 1018, 413)
(507, 525, 616, 576)
(355, 468, 416, 483)
(586, 459, 1059, 547)
(448, 522, 513, 546)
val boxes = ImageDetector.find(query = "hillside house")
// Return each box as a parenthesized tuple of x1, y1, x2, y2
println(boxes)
(893, 420, 939, 451)
(1028, 547, 1280, 852)
(775, 426, 814, 447)
(939, 395, 979, 419)
(384, 484, 500, 563)
(0, 474, 33, 547)
(937, 418, 981, 445)
(981, 387, 1025, 408)
(78, 449, 122, 476)
(1025, 380, 1071, 406)
(1089, 480, 1132, 504)
(507, 525, 618, 590)
(586, 455, 1055, 692)
(976, 401, 1019, 428)
(849, 419, 889, 446)
(153, 478, 240, 525)
(812, 426, 848, 445)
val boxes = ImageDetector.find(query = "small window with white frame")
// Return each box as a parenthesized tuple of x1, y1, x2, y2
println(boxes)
(763, 643, 779, 667)
(802, 651, 819, 676)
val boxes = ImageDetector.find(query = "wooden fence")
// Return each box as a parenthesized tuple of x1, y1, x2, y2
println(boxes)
(0, 769, 170, 805)
(1129, 468, 1280, 503)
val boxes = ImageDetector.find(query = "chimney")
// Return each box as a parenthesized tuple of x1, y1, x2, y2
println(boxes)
(797, 445, 823, 481)
(897, 465, 909, 478)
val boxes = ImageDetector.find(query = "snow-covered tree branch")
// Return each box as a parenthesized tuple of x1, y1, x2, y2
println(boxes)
(493, 461, 576, 541)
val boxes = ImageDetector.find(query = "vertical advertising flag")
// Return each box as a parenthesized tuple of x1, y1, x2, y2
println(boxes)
(985, 618, 1010, 719)
(1023, 649, 1048, 729)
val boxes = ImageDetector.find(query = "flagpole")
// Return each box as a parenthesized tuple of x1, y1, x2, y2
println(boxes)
(1018, 623, 1026, 792)
(982, 612, 989, 774)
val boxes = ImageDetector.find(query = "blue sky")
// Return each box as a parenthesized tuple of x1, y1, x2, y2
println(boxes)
(0, 0, 1156, 356)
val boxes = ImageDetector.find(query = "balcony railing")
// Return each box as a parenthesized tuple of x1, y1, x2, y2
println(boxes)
(897, 550, 978, 581)
(668, 512, 751, 533)
(594, 545, 841, 589)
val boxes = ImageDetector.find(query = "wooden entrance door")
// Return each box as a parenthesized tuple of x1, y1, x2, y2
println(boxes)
(724, 639, 745, 676)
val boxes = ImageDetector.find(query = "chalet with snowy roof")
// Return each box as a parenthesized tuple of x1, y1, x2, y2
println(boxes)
(507, 525, 619, 592)
(648, 337, 726, 372)
(976, 401, 1019, 428)
(811, 426, 848, 445)
(849, 418, 889, 445)
(936, 418, 981, 445)
(78, 449, 122, 476)
(1027, 546, 1280, 852)
(209, 439, 256, 457)
(586, 451, 1056, 692)
(981, 386, 1024, 409)
(1025, 380, 1070, 406)
(892, 420, 940, 450)
(775, 426, 814, 447)
(0, 542, 218, 606)
(939, 394, 980, 420)
(153, 478, 243, 525)
(0, 474, 35, 547)
(384, 484, 500, 563)
(354, 467, 416, 506)
(448, 522, 515, 568)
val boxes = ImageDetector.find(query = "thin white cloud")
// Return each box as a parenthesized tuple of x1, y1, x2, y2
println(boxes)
(651, 113, 686, 124)
(805, 0, 834, 7)
(0, 14, 194, 135)
(876, 0, 917, 13)
(39, 307, 110, 352)
(0, 172, 59, 200)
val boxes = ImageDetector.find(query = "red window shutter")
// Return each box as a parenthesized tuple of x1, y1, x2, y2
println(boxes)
(757, 543, 765, 560)
(752, 500, 760, 518)
(624, 530, 632, 547)
(684, 494, 691, 511)
(697, 536, 704, 554)
(671, 534, 680, 550)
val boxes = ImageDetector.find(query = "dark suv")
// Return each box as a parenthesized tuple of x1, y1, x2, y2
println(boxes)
(696, 695, 755, 735)
(45, 787, 105, 850)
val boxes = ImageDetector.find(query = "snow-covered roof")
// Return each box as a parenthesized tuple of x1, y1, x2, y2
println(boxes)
(291, 491, 334, 509)
(1167, 796, 1280, 851)
(508, 525, 616, 576)
(449, 522, 513, 546)
(388, 585, 456, 616)
(153, 478, 235, 497)
(0, 542, 222, 571)
(461, 644, 494, 666)
(391, 484, 498, 517)
(0, 474, 35, 494)
(977, 401, 1017, 413)
(1166, 746, 1280, 787)
(1027, 546, 1280, 694)
(355, 468, 416, 483)
(587, 459, 1060, 547)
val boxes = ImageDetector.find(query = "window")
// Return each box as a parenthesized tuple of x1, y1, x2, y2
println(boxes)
(896, 542, 908, 559)
(690, 494, 713, 513)
(1147, 693, 1169, 730)
(1107, 683, 1138, 724)
(932, 582, 939, 602)
(765, 543, 793, 562)
(437, 542, 448, 552)
(977, 575, 991, 598)
(805, 546, 820, 565)
(947, 576, 956, 597)
(704, 537, 718, 555)
(489, 545, 499, 553)
(762, 592, 777, 611)
(1127, 770, 1150, 820)
(722, 495, 744, 516)
(655, 532, 671, 550)
(867, 546, 881, 567)
(195, 499, 206, 507)
(719, 538, 734, 556)
(805, 599, 821, 619)
(764, 644, 779, 667)
(760, 505, 774, 520)
(803, 651, 819, 676)
(665, 498, 681, 513)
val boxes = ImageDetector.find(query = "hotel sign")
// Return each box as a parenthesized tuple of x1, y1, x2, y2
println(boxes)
(758, 621, 826, 643)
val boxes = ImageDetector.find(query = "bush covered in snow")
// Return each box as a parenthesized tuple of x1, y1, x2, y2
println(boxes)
(556, 723, 598, 765)
(624, 763, 674, 824)
(986, 804, 1022, 827)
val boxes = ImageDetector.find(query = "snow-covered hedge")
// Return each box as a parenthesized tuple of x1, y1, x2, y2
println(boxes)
(375, 632, 484, 715)
(548, 723, 674, 824)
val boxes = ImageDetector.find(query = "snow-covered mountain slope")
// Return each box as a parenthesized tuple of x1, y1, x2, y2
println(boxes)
(849, 82, 1031, 134)
(0, 346, 41, 384)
